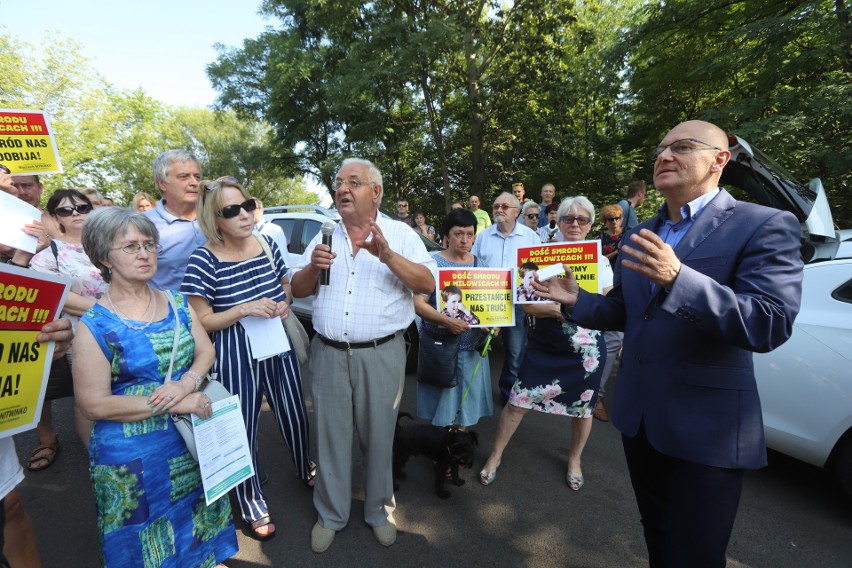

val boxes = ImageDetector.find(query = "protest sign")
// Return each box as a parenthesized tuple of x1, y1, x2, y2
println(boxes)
(0, 263, 70, 438)
(515, 240, 603, 303)
(0, 109, 63, 175)
(435, 267, 514, 327)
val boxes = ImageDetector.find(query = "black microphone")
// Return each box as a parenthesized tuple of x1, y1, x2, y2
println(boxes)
(319, 221, 335, 286)
(547, 220, 558, 238)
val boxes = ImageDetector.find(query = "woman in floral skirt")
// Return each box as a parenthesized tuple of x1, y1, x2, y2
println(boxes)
(479, 196, 613, 491)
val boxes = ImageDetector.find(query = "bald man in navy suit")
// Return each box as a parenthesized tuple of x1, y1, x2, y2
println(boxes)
(536, 120, 803, 567)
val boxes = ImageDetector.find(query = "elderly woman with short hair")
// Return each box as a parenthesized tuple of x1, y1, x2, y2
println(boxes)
(520, 201, 542, 235)
(73, 207, 237, 566)
(480, 196, 613, 491)
(181, 177, 314, 541)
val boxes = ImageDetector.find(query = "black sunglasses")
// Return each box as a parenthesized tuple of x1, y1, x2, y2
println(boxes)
(55, 204, 93, 217)
(217, 199, 258, 219)
(525, 213, 540, 220)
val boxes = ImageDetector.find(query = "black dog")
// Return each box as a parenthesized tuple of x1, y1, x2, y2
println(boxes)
(392, 412, 478, 499)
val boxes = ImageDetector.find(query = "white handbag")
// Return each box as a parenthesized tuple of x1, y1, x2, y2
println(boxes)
(164, 291, 232, 462)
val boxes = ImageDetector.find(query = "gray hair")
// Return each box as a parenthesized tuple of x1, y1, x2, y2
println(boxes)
(495, 192, 520, 209)
(152, 149, 200, 194)
(521, 200, 541, 216)
(338, 158, 384, 204)
(557, 196, 596, 224)
(82, 207, 159, 283)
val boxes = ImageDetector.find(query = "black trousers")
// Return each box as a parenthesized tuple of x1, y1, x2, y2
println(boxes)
(622, 423, 745, 568)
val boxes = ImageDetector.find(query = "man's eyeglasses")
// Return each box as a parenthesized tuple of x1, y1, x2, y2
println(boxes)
(54, 204, 93, 217)
(653, 138, 723, 160)
(605, 217, 622, 222)
(112, 242, 163, 255)
(559, 215, 592, 226)
(493, 203, 517, 211)
(217, 199, 258, 219)
(333, 179, 375, 191)
(525, 213, 540, 220)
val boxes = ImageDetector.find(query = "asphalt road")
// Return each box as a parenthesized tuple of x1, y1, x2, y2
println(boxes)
(13, 344, 852, 567)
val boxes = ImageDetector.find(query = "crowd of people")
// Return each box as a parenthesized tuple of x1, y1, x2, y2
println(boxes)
(0, 119, 804, 568)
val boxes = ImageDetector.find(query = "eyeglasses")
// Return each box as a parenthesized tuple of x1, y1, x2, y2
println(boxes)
(55, 204, 93, 217)
(525, 213, 540, 220)
(333, 179, 375, 190)
(112, 242, 163, 255)
(203, 176, 240, 192)
(493, 203, 517, 211)
(605, 217, 622, 222)
(653, 138, 723, 160)
(217, 199, 258, 219)
(559, 215, 592, 226)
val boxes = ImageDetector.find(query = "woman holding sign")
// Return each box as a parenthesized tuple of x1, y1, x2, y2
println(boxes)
(480, 196, 612, 491)
(415, 208, 493, 427)
(29, 189, 107, 468)
(73, 207, 237, 566)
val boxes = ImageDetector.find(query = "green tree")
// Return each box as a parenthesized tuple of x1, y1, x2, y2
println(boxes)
(620, 0, 851, 225)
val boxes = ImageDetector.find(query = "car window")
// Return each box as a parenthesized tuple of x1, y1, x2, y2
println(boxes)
(301, 220, 322, 252)
(833, 279, 852, 304)
(272, 219, 298, 253)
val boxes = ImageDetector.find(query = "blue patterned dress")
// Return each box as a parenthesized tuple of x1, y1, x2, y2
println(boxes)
(81, 292, 237, 567)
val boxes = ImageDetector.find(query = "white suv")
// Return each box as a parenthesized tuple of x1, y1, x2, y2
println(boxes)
(264, 204, 441, 371)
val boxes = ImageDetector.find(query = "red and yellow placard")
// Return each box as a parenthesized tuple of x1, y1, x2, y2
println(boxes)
(516, 241, 603, 302)
(436, 268, 514, 327)
(0, 263, 70, 437)
(0, 109, 63, 175)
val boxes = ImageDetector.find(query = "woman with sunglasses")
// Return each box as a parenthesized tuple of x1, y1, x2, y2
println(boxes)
(598, 204, 625, 263)
(181, 178, 314, 541)
(520, 201, 543, 237)
(480, 196, 612, 491)
(28, 190, 108, 469)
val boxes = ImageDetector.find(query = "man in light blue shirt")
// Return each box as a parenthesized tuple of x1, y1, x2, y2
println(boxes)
(144, 149, 207, 291)
(471, 192, 541, 403)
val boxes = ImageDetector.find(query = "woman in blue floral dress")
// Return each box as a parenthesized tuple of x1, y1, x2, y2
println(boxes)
(73, 208, 237, 567)
(480, 197, 613, 491)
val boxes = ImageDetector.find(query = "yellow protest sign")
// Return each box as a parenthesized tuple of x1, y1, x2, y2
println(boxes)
(0, 263, 70, 438)
(436, 268, 514, 327)
(516, 241, 603, 303)
(0, 109, 63, 175)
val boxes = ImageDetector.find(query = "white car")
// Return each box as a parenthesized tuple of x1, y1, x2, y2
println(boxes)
(722, 137, 852, 499)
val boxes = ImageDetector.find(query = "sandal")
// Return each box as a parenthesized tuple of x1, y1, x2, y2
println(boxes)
(566, 472, 585, 491)
(27, 438, 59, 471)
(249, 516, 276, 541)
(305, 460, 317, 488)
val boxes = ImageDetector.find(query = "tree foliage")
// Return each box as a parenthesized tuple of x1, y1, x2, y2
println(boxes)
(0, 30, 316, 208)
(622, 0, 851, 226)
(208, 0, 850, 230)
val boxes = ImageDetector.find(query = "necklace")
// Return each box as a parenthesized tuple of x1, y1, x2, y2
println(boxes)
(106, 286, 157, 331)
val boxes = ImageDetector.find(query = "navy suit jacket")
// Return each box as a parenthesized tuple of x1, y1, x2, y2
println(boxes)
(572, 189, 803, 469)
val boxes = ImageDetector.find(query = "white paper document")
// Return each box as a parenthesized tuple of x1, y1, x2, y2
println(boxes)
(0, 191, 40, 253)
(239, 315, 291, 360)
(194, 395, 254, 505)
